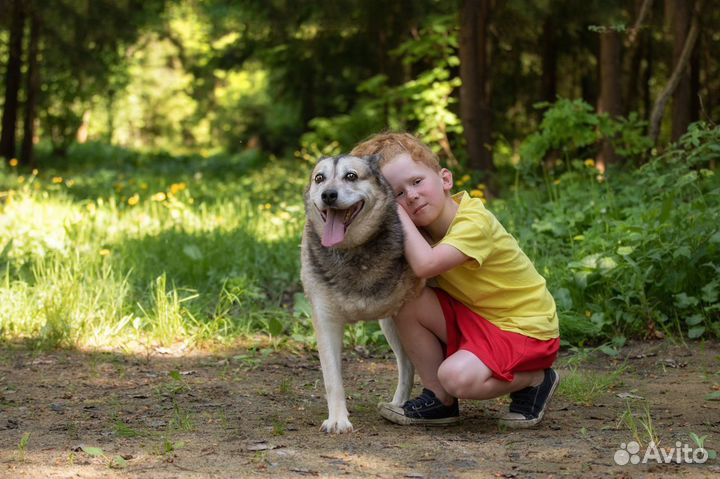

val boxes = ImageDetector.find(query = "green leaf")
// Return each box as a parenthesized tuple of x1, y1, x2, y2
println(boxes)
(182, 244, 203, 261)
(685, 314, 704, 326)
(598, 344, 619, 357)
(674, 293, 699, 309)
(598, 257, 617, 272)
(616, 246, 634, 256)
(687, 326, 705, 339)
(701, 280, 719, 303)
(553, 288, 573, 310)
(110, 455, 128, 469)
(265, 317, 284, 336)
(705, 391, 720, 401)
(81, 446, 105, 457)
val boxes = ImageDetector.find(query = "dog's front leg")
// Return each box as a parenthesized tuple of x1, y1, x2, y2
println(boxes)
(312, 309, 353, 433)
(379, 318, 414, 406)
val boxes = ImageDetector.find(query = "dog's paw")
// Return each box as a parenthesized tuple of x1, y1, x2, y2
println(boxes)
(320, 418, 354, 434)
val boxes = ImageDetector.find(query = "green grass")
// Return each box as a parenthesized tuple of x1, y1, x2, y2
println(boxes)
(1, 122, 718, 350)
(0, 145, 308, 349)
(557, 365, 626, 405)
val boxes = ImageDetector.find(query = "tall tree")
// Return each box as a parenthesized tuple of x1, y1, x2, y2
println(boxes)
(21, 2, 40, 168)
(540, 14, 558, 103)
(649, 0, 703, 143)
(0, 0, 25, 163)
(459, 0, 494, 174)
(596, 28, 623, 170)
(667, 0, 694, 140)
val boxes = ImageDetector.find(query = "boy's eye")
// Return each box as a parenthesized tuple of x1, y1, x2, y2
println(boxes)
(414, 178, 422, 185)
(395, 191, 404, 198)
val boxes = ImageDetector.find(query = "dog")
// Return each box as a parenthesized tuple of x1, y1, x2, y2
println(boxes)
(300, 154, 422, 433)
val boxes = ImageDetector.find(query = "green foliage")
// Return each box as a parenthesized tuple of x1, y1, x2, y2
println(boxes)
(518, 98, 652, 181)
(0, 147, 306, 348)
(298, 14, 463, 165)
(499, 120, 720, 344)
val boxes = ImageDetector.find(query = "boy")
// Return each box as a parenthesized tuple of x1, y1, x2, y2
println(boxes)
(350, 132, 560, 429)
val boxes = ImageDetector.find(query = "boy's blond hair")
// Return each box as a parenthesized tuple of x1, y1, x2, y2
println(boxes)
(350, 132, 441, 172)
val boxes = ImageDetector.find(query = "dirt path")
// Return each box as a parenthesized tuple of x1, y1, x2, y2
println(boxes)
(1, 340, 719, 478)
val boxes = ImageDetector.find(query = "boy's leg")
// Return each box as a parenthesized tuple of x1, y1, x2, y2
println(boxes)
(438, 350, 543, 400)
(378, 287, 460, 425)
(391, 287, 453, 405)
(438, 351, 559, 429)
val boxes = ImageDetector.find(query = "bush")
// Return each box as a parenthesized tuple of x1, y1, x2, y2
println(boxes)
(498, 120, 720, 345)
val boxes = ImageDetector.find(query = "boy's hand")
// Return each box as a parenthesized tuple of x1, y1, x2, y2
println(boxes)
(395, 204, 469, 278)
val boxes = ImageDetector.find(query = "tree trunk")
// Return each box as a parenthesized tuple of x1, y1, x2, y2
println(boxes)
(21, 5, 40, 169)
(668, 0, 693, 141)
(596, 30, 623, 171)
(649, 0, 703, 143)
(0, 0, 25, 163)
(624, 0, 653, 116)
(540, 15, 557, 103)
(459, 0, 494, 174)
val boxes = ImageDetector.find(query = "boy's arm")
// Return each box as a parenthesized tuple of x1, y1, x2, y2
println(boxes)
(397, 205, 469, 279)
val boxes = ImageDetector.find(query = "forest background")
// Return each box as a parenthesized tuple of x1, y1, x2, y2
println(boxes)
(0, 0, 719, 352)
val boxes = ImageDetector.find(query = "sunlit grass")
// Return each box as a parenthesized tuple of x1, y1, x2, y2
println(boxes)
(0, 152, 308, 350)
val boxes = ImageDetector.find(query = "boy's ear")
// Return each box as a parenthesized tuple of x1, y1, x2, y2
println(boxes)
(440, 168, 453, 192)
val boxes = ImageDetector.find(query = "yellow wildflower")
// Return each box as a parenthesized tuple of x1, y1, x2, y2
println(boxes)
(52, 176, 63, 184)
(169, 182, 187, 195)
(553, 179, 561, 185)
(99, 249, 111, 256)
(128, 194, 140, 206)
(470, 189, 484, 198)
(151, 192, 167, 202)
(584, 159, 595, 168)
(9, 158, 18, 167)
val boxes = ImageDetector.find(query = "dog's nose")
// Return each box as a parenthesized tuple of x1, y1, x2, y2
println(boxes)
(321, 189, 338, 206)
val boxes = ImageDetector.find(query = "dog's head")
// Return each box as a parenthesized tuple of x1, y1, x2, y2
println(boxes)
(304, 154, 394, 249)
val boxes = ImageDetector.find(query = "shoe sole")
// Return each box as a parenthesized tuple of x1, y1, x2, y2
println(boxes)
(378, 403, 461, 426)
(498, 369, 560, 429)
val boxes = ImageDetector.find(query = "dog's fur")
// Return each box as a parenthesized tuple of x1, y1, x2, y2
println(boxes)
(300, 154, 422, 433)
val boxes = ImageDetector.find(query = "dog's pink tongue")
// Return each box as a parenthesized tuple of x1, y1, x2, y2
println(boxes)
(321, 209, 346, 247)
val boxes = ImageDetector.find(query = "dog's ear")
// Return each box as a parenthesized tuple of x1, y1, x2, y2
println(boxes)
(364, 154, 383, 177)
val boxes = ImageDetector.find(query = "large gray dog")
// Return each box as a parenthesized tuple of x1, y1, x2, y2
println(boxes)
(300, 154, 422, 433)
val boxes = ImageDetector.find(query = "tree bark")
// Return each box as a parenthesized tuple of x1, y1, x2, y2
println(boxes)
(21, 5, 40, 169)
(596, 30, 623, 170)
(668, 0, 693, 140)
(0, 0, 25, 163)
(540, 15, 557, 103)
(649, 0, 703, 144)
(459, 0, 494, 174)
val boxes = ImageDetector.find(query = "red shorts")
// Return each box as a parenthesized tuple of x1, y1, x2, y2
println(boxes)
(435, 288, 560, 382)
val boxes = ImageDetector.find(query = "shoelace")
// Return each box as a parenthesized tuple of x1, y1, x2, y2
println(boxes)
(404, 389, 438, 410)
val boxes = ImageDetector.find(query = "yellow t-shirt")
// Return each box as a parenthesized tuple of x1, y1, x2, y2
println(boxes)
(437, 192, 559, 340)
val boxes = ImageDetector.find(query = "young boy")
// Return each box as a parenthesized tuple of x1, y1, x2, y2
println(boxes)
(350, 132, 560, 429)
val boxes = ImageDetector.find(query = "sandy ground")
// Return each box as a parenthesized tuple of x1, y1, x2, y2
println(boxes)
(1, 340, 719, 478)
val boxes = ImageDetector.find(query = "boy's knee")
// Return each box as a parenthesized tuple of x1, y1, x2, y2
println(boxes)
(438, 363, 475, 399)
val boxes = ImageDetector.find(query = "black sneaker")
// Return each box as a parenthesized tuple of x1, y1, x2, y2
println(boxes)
(499, 368, 560, 429)
(378, 388, 460, 426)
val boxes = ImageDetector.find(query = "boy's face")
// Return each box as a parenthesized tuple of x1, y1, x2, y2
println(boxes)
(381, 153, 453, 227)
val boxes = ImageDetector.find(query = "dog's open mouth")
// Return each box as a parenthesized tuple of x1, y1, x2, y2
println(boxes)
(318, 200, 364, 247)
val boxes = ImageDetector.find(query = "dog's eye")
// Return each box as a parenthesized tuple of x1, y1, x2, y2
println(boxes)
(314, 174, 325, 184)
(344, 172, 358, 182)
